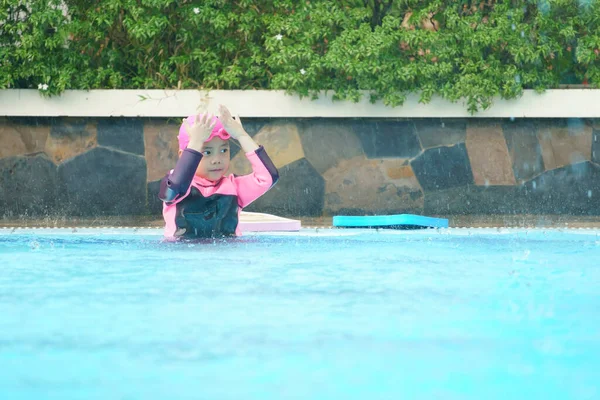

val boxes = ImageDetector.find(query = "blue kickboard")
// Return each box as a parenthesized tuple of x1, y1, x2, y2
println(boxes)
(333, 214, 449, 229)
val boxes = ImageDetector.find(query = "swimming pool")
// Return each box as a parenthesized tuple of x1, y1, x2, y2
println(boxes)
(1, 227, 599, 399)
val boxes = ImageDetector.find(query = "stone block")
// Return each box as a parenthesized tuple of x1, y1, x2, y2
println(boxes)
(0, 154, 58, 218)
(46, 119, 97, 164)
(352, 120, 421, 158)
(143, 120, 180, 182)
(230, 122, 305, 175)
(245, 158, 325, 217)
(502, 119, 545, 182)
(0, 120, 49, 158)
(50, 118, 90, 136)
(97, 118, 145, 155)
(523, 161, 600, 215)
(537, 119, 592, 170)
(424, 185, 530, 215)
(0, 125, 28, 159)
(147, 180, 163, 216)
(410, 143, 474, 191)
(299, 120, 364, 175)
(57, 147, 147, 216)
(414, 119, 467, 149)
(229, 118, 271, 159)
(323, 156, 423, 215)
(466, 121, 516, 185)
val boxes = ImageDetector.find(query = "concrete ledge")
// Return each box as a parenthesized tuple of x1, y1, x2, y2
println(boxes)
(2, 89, 600, 118)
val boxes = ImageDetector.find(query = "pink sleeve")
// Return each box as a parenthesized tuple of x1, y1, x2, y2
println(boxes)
(162, 201, 178, 238)
(234, 146, 279, 208)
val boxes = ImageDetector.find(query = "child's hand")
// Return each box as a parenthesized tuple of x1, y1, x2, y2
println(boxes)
(218, 104, 246, 140)
(186, 113, 217, 151)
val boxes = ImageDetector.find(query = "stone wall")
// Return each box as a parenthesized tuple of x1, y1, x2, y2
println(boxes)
(1, 116, 599, 219)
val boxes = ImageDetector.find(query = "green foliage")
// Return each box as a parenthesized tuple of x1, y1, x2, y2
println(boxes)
(2, 0, 600, 112)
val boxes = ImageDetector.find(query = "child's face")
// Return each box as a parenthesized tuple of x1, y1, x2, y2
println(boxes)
(196, 137, 230, 181)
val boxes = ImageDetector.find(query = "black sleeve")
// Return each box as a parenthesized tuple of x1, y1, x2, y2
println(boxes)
(158, 148, 203, 203)
(255, 145, 279, 186)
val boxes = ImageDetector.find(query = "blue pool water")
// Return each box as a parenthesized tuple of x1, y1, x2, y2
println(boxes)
(0, 227, 599, 400)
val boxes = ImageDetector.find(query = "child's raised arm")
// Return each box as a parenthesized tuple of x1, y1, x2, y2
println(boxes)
(218, 105, 279, 207)
(218, 104, 259, 153)
(158, 113, 217, 203)
(234, 146, 279, 208)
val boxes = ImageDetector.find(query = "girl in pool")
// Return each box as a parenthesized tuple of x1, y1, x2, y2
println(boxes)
(158, 104, 278, 239)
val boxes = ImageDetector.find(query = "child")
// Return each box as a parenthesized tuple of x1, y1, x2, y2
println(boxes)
(158, 104, 278, 239)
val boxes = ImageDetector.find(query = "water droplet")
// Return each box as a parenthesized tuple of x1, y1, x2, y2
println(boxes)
(512, 23, 516, 30)
(532, 181, 537, 190)
(521, 31, 525, 38)
(588, 190, 593, 198)
(484, 179, 490, 187)
(510, 116, 515, 121)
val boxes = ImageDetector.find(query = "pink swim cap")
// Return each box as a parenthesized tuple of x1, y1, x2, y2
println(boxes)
(177, 114, 231, 150)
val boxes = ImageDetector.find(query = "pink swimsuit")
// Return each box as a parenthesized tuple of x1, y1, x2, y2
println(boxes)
(158, 146, 278, 239)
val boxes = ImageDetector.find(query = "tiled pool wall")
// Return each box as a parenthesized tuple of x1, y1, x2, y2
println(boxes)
(1, 117, 599, 219)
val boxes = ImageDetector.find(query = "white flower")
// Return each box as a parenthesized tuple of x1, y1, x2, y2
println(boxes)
(275, 34, 283, 41)
(193, 7, 200, 14)
(38, 83, 43, 89)
(42, 84, 48, 91)
(300, 69, 306, 75)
